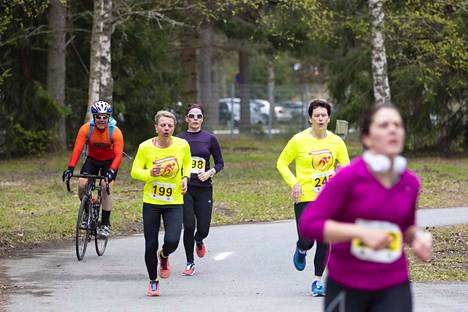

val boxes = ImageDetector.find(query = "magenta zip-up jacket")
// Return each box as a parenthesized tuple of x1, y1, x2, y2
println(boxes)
(299, 156, 420, 291)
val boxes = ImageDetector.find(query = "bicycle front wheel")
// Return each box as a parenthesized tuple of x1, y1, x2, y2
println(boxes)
(95, 229, 108, 256)
(76, 195, 90, 261)
(95, 213, 108, 256)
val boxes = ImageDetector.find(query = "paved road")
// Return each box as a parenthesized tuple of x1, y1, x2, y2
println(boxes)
(416, 207, 468, 227)
(2, 208, 468, 312)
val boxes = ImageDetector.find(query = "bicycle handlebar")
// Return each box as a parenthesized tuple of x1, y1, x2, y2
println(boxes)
(65, 174, 110, 195)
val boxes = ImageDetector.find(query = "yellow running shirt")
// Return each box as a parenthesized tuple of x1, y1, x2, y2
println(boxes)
(276, 129, 350, 203)
(131, 137, 191, 205)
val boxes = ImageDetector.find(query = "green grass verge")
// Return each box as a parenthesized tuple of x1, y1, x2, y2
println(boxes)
(409, 225, 468, 281)
(1, 136, 467, 281)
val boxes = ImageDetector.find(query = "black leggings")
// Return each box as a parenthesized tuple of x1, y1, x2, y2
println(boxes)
(143, 203, 183, 280)
(183, 185, 213, 263)
(325, 277, 412, 312)
(294, 201, 329, 276)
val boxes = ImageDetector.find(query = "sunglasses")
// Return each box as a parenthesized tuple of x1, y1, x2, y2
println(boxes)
(187, 114, 203, 119)
(94, 115, 109, 120)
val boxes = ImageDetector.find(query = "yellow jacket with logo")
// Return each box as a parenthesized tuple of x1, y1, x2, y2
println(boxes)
(276, 129, 350, 203)
(131, 137, 191, 205)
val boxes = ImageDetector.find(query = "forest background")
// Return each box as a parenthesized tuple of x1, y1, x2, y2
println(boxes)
(0, 0, 467, 280)
(0, 0, 466, 156)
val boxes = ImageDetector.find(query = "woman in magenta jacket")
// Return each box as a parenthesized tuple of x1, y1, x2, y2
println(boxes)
(299, 104, 432, 312)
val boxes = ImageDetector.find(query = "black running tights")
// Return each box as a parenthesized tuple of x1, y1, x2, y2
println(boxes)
(294, 201, 329, 276)
(183, 185, 213, 263)
(143, 203, 183, 280)
(324, 277, 412, 312)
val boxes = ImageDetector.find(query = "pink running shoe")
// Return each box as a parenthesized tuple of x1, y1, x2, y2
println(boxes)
(159, 251, 171, 279)
(182, 263, 195, 276)
(196, 242, 206, 258)
(147, 280, 160, 296)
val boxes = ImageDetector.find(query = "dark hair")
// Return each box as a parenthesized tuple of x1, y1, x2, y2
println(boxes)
(185, 103, 204, 116)
(308, 99, 332, 117)
(360, 103, 401, 139)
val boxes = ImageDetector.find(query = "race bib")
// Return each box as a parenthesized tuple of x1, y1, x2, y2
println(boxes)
(312, 170, 335, 193)
(149, 181, 176, 202)
(191, 156, 206, 174)
(351, 219, 403, 263)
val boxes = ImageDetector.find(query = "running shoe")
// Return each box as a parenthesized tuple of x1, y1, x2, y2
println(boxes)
(147, 280, 160, 296)
(159, 251, 171, 279)
(182, 263, 195, 276)
(97, 225, 110, 238)
(196, 241, 206, 258)
(293, 247, 306, 271)
(311, 279, 326, 297)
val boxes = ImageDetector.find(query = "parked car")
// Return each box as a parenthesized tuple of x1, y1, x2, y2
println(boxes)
(274, 101, 305, 122)
(219, 98, 271, 127)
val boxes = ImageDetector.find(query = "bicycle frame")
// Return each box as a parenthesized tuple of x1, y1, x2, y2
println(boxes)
(66, 173, 110, 260)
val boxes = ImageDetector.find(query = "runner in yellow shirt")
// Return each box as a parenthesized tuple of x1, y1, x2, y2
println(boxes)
(131, 110, 191, 296)
(276, 99, 350, 296)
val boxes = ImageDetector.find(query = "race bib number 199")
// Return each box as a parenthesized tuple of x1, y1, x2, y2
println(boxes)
(150, 181, 175, 202)
(351, 219, 403, 263)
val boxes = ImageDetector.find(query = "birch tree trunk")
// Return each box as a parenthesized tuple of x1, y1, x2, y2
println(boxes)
(47, 0, 67, 149)
(239, 49, 250, 133)
(198, 23, 214, 129)
(369, 0, 391, 106)
(86, 0, 113, 121)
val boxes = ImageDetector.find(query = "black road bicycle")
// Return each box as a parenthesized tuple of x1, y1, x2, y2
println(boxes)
(66, 174, 110, 261)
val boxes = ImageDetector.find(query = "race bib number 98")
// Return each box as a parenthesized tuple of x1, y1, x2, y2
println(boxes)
(351, 219, 403, 263)
(191, 156, 206, 174)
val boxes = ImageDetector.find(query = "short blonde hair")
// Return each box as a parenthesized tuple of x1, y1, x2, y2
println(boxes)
(154, 110, 177, 125)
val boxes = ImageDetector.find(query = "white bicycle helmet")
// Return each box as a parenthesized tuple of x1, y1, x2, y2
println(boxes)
(91, 100, 112, 115)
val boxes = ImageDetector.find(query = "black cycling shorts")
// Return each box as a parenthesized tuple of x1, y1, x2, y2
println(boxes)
(80, 157, 118, 179)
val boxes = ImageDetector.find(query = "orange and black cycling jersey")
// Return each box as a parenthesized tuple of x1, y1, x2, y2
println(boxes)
(68, 123, 124, 171)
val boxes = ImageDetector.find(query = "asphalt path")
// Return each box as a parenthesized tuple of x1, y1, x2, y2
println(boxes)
(2, 207, 468, 312)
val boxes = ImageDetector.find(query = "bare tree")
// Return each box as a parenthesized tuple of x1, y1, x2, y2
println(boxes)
(369, 0, 391, 106)
(267, 59, 275, 139)
(180, 30, 198, 106)
(86, 0, 112, 121)
(47, 0, 67, 149)
(238, 49, 250, 132)
(198, 22, 214, 129)
(85, 1, 197, 121)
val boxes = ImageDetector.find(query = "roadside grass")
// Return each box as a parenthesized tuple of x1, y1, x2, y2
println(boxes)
(410, 225, 468, 281)
(409, 158, 468, 208)
(0, 136, 467, 281)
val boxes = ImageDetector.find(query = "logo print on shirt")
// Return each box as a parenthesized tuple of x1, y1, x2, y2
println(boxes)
(310, 149, 334, 171)
(93, 142, 111, 149)
(154, 156, 179, 178)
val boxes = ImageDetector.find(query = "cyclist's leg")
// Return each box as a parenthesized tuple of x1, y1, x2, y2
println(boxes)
(294, 202, 315, 251)
(100, 164, 118, 227)
(143, 203, 162, 280)
(183, 189, 196, 264)
(193, 186, 213, 244)
(371, 281, 412, 312)
(325, 276, 372, 312)
(161, 205, 183, 257)
(78, 157, 98, 200)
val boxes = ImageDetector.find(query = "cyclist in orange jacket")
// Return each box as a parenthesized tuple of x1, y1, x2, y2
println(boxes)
(62, 100, 124, 238)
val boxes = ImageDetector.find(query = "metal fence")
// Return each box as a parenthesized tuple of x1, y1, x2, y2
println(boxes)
(199, 82, 341, 138)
